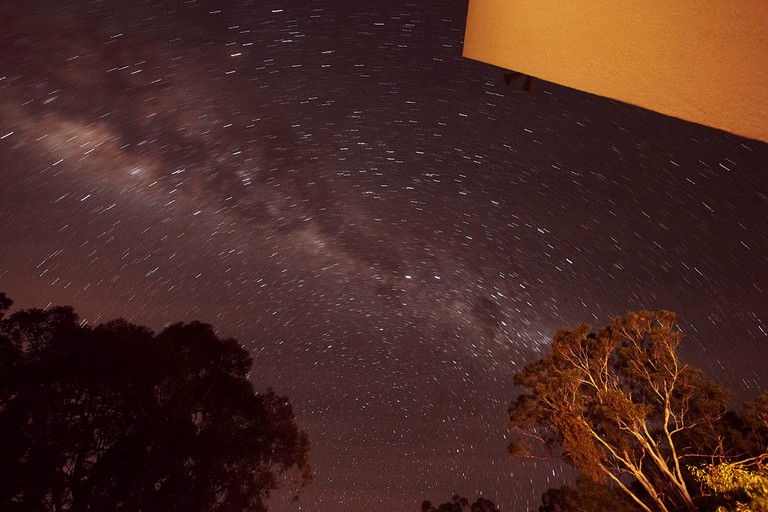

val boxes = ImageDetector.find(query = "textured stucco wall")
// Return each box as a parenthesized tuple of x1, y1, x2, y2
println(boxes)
(463, 1, 768, 144)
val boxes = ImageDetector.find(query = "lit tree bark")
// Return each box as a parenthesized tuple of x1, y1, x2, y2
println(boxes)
(509, 311, 731, 512)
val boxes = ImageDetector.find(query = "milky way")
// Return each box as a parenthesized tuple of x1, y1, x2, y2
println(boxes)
(1, 1, 767, 511)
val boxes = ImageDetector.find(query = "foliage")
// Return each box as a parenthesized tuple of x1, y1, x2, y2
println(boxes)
(0, 293, 311, 512)
(741, 393, 768, 457)
(691, 457, 768, 512)
(508, 310, 733, 512)
(539, 475, 643, 512)
(421, 495, 500, 512)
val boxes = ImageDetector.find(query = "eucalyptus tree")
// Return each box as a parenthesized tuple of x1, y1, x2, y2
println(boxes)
(508, 310, 731, 512)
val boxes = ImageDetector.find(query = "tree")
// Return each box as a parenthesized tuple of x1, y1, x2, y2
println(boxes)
(421, 495, 500, 512)
(0, 294, 311, 512)
(738, 392, 768, 458)
(469, 497, 502, 512)
(508, 310, 732, 512)
(539, 475, 642, 512)
(690, 392, 768, 512)
(691, 456, 768, 512)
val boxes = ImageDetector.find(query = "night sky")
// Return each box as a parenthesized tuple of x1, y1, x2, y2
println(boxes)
(1, 1, 767, 511)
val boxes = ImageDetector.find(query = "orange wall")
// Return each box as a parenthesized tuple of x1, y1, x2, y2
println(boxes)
(463, 1, 768, 144)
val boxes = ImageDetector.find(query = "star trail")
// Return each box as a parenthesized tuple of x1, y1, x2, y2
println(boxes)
(1, 1, 766, 511)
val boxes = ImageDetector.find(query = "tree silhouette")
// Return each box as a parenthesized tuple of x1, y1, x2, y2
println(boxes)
(421, 495, 500, 512)
(0, 293, 311, 512)
(538, 475, 642, 512)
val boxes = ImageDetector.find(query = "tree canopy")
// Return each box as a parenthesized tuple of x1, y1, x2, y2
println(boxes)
(508, 310, 768, 512)
(0, 292, 310, 512)
(539, 475, 642, 512)
(421, 495, 500, 512)
(692, 456, 768, 512)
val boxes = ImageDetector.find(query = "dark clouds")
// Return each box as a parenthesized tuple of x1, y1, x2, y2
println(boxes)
(1, 1, 767, 511)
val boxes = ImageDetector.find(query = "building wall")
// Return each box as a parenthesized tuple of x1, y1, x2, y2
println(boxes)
(463, 0, 768, 144)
